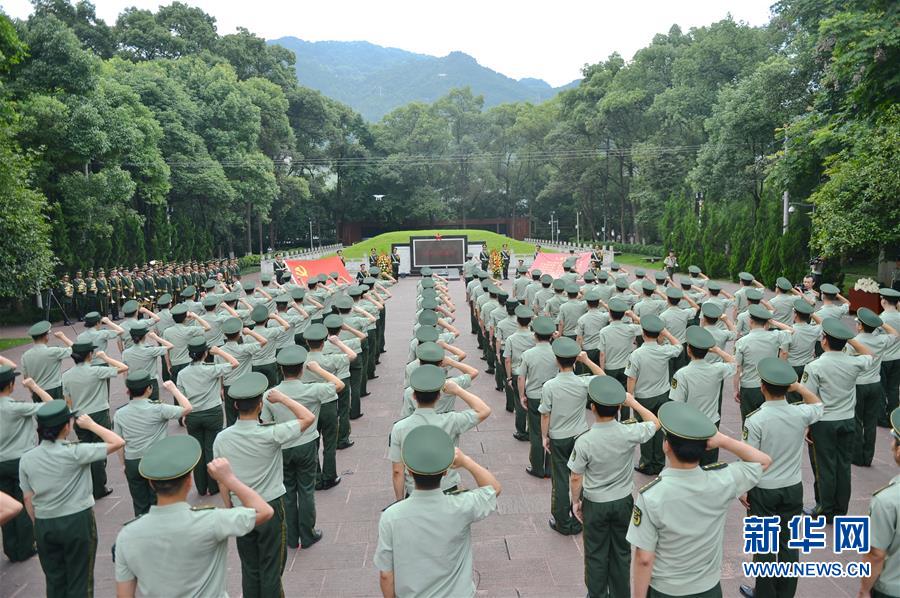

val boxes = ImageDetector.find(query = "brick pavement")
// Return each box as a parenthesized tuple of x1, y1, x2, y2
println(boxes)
(0, 267, 896, 597)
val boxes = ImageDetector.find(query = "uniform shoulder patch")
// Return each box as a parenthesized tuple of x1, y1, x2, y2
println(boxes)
(621, 418, 638, 424)
(742, 426, 749, 441)
(639, 477, 661, 494)
(62, 440, 82, 446)
(670, 378, 677, 389)
(258, 421, 276, 427)
(148, 400, 161, 404)
(744, 407, 762, 420)
(801, 370, 809, 383)
(632, 504, 643, 526)
(702, 462, 729, 470)
(873, 480, 897, 497)
(191, 505, 217, 511)
(122, 514, 144, 526)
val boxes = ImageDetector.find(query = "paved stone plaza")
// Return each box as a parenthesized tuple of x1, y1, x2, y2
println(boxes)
(0, 270, 895, 597)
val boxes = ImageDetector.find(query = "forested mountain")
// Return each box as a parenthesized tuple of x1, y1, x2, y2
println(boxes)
(1, 0, 897, 301)
(269, 37, 577, 121)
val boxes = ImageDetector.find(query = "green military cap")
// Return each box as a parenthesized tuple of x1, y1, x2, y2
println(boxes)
(514, 305, 533, 319)
(506, 300, 520, 310)
(260, 273, 272, 283)
(685, 325, 715, 349)
(276, 345, 308, 366)
(666, 287, 683, 300)
(228, 372, 269, 400)
(584, 289, 601, 302)
(328, 271, 338, 280)
(540, 274, 553, 284)
(738, 272, 754, 282)
(516, 265, 528, 274)
(822, 317, 854, 340)
(416, 342, 445, 363)
(36, 400, 72, 427)
(84, 311, 101, 325)
(564, 283, 579, 294)
(563, 257, 575, 266)
(748, 304, 773, 321)
(532, 316, 556, 335)
(707, 280, 722, 291)
(71, 341, 95, 354)
(421, 278, 435, 289)
(819, 283, 839, 295)
(274, 295, 290, 305)
(125, 370, 152, 391)
(181, 286, 196, 298)
(758, 357, 797, 386)
(552, 337, 581, 358)
(418, 310, 439, 326)
(290, 287, 306, 300)
(477, 271, 489, 280)
(222, 317, 243, 335)
(188, 338, 208, 353)
(361, 277, 376, 286)
(640, 315, 664, 334)
(654, 272, 667, 283)
(250, 305, 268, 324)
(688, 265, 701, 275)
(608, 298, 628, 312)
(610, 262, 621, 270)
(202, 296, 219, 308)
(680, 280, 693, 289)
(370, 268, 381, 277)
(401, 425, 454, 475)
(701, 302, 723, 319)
(583, 271, 596, 282)
(158, 293, 173, 306)
(303, 323, 328, 341)
(410, 365, 445, 393)
(597, 271, 609, 281)
(323, 314, 343, 329)
(856, 307, 882, 328)
(139, 435, 202, 481)
(745, 288, 764, 302)
(658, 401, 717, 440)
(531, 269, 542, 277)
(28, 320, 52, 337)
(880, 287, 900, 299)
(890, 407, 900, 441)
(497, 289, 510, 298)
(202, 280, 216, 290)
(129, 321, 150, 338)
(775, 277, 792, 291)
(420, 287, 438, 297)
(345, 285, 363, 297)
(614, 277, 628, 290)
(0, 365, 21, 385)
(551, 279, 566, 291)
(333, 295, 353, 310)
(223, 292, 238, 303)
(421, 267, 433, 276)
(244, 283, 256, 292)
(170, 304, 188, 316)
(420, 298, 439, 310)
(635, 269, 646, 277)
(792, 299, 814, 314)
(415, 326, 440, 343)
(588, 376, 626, 406)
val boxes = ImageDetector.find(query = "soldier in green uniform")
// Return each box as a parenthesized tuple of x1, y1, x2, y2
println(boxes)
(249, 305, 292, 388)
(399, 344, 478, 417)
(519, 316, 560, 478)
(523, 269, 543, 310)
(544, 279, 568, 320)
(389, 366, 491, 500)
(375, 426, 500, 598)
(494, 299, 522, 415)
(73, 270, 87, 321)
(57, 274, 74, 325)
(558, 284, 587, 343)
(113, 373, 191, 515)
(114, 437, 274, 598)
(95, 269, 109, 317)
(217, 317, 269, 427)
(323, 313, 366, 449)
(132, 269, 145, 309)
(669, 326, 736, 465)
(780, 299, 821, 403)
(739, 358, 824, 598)
(119, 268, 133, 306)
(660, 287, 700, 374)
(143, 269, 157, 310)
(850, 308, 900, 466)
(108, 268, 122, 321)
(19, 400, 125, 598)
(175, 340, 238, 495)
(802, 318, 875, 519)
(262, 346, 343, 549)
(84, 269, 98, 314)
(858, 407, 900, 598)
(21, 321, 72, 402)
(336, 293, 377, 416)
(734, 305, 793, 422)
(512, 265, 530, 302)
(78, 311, 125, 354)
(596, 298, 642, 399)
(878, 288, 900, 428)
(62, 341, 129, 498)
(162, 304, 207, 384)
(0, 365, 54, 562)
(214, 371, 315, 598)
(625, 315, 683, 475)
(539, 338, 605, 535)
(627, 401, 770, 598)
(733, 271, 766, 318)
(569, 377, 659, 598)
(502, 305, 536, 441)
(576, 289, 610, 368)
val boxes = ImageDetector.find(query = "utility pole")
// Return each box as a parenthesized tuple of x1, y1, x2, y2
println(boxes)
(782, 126, 789, 236)
(576, 211, 580, 245)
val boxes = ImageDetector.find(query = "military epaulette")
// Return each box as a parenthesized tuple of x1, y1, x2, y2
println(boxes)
(122, 514, 144, 527)
(873, 479, 897, 497)
(259, 421, 276, 426)
(191, 505, 217, 511)
(744, 407, 762, 420)
(639, 477, 661, 494)
(444, 487, 470, 496)
(621, 418, 638, 424)
(62, 440, 82, 446)
(148, 400, 161, 405)
(702, 462, 729, 470)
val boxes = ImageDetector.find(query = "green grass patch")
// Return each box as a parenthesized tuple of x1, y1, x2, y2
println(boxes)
(614, 253, 659, 268)
(340, 230, 547, 258)
(0, 337, 30, 352)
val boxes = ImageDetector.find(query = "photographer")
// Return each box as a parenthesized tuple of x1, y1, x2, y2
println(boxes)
(809, 256, 825, 289)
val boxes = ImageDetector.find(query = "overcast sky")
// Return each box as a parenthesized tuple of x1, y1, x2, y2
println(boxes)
(3, 0, 775, 86)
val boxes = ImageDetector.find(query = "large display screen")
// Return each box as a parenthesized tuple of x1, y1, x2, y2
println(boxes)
(410, 236, 467, 268)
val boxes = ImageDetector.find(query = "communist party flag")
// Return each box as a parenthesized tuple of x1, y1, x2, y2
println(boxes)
(284, 256, 351, 284)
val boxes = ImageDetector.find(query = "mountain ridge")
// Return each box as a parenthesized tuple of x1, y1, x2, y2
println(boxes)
(268, 37, 579, 121)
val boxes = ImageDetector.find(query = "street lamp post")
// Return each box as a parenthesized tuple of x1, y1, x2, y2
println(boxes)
(308, 218, 313, 251)
(576, 211, 580, 246)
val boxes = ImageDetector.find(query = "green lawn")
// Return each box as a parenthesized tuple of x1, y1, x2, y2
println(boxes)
(0, 338, 30, 352)
(340, 230, 546, 258)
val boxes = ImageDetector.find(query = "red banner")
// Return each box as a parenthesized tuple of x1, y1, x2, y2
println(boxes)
(285, 256, 351, 285)
(530, 252, 593, 278)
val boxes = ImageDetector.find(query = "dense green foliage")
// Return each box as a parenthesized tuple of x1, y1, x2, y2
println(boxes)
(340, 230, 539, 259)
(0, 0, 896, 299)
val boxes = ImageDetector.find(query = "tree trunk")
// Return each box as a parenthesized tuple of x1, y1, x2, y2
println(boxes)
(246, 201, 252, 256)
